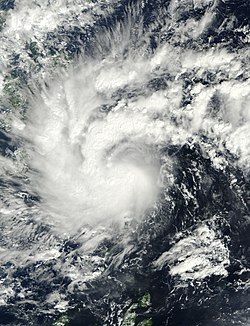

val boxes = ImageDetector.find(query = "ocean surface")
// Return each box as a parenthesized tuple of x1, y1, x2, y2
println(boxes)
(0, 0, 250, 325)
